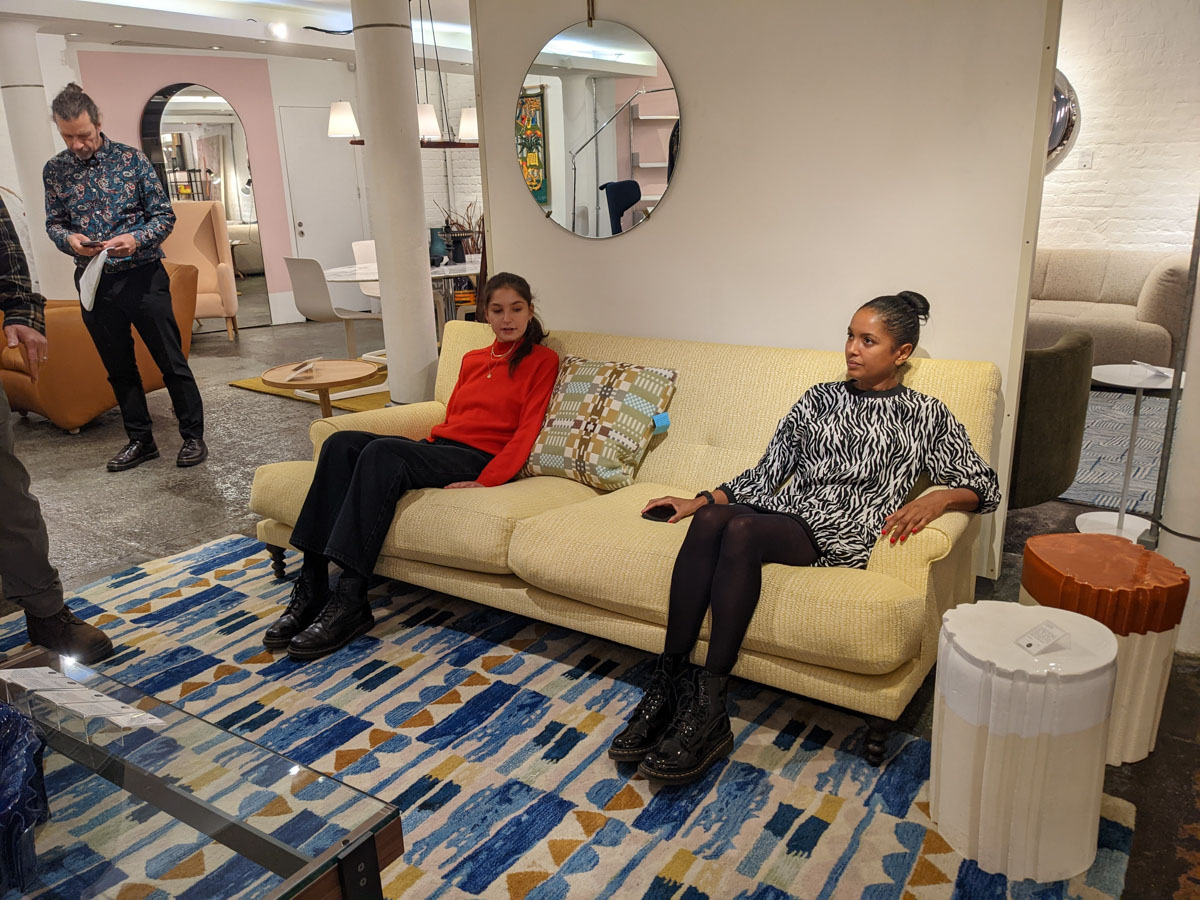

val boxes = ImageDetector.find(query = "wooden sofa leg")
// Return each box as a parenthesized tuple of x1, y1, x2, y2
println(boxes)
(266, 544, 287, 580)
(226, 316, 239, 341)
(865, 716, 895, 766)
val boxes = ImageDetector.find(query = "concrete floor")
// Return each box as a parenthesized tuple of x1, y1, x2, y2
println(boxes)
(3, 317, 1197, 896)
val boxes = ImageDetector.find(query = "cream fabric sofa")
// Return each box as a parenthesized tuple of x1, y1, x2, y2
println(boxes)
(1027, 248, 1191, 366)
(250, 321, 1000, 735)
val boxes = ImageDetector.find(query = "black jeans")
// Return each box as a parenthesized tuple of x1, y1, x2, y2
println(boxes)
(664, 503, 819, 674)
(76, 260, 203, 443)
(289, 431, 493, 576)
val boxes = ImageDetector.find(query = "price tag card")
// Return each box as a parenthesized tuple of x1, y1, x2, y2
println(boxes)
(1015, 620, 1071, 656)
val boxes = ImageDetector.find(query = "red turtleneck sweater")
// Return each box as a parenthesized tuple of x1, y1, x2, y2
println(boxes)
(430, 340, 560, 486)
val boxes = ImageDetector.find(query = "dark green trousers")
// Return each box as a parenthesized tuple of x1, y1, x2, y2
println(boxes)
(0, 382, 63, 616)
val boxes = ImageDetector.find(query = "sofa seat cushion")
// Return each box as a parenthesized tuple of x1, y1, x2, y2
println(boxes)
(380, 476, 598, 573)
(1029, 299, 1137, 321)
(249, 461, 598, 574)
(1027, 300, 1171, 365)
(508, 482, 925, 675)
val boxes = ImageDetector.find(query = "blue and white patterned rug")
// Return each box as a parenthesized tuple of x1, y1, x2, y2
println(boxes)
(0, 536, 1135, 898)
(1060, 390, 1169, 514)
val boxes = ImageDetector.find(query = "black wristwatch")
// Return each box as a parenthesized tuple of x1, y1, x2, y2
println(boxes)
(695, 490, 715, 505)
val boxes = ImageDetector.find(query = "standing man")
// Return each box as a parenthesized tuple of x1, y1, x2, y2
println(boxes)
(1, 195, 114, 663)
(43, 82, 207, 472)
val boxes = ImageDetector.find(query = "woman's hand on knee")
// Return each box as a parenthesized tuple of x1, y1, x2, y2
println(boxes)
(445, 480, 484, 489)
(642, 496, 705, 523)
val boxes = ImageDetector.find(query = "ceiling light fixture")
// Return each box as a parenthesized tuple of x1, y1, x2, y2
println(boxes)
(409, 0, 478, 149)
(210, 45, 222, 50)
(67, 32, 81, 37)
(257, 39, 267, 44)
(268, 22, 288, 40)
(111, 23, 124, 28)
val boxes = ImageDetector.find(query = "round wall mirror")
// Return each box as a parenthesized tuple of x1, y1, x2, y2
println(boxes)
(516, 21, 680, 238)
(1046, 69, 1080, 173)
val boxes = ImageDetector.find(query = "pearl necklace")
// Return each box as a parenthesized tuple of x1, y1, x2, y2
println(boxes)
(486, 341, 516, 379)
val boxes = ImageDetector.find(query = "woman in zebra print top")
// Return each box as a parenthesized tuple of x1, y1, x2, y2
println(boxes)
(610, 291, 1001, 784)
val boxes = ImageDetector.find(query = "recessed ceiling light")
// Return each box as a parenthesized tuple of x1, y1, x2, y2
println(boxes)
(67, 32, 81, 37)
(325, 57, 335, 61)
(268, 22, 288, 39)
(257, 39, 267, 44)
(111, 23, 124, 28)
(210, 45, 222, 50)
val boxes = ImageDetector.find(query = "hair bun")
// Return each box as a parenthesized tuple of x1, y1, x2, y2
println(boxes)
(63, 82, 83, 93)
(897, 290, 930, 323)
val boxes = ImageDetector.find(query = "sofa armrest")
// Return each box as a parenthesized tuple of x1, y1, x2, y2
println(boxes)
(216, 262, 239, 316)
(1135, 253, 1191, 355)
(308, 401, 448, 458)
(866, 486, 971, 591)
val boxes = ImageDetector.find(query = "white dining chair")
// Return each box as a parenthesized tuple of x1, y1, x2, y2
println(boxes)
(351, 239, 381, 313)
(284, 256, 382, 358)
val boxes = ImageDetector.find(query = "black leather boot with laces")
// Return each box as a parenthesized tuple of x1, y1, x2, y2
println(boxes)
(638, 668, 734, 784)
(286, 572, 374, 661)
(609, 652, 687, 761)
(262, 559, 329, 649)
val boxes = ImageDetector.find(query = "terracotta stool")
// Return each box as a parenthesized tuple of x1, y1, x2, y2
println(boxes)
(930, 601, 1117, 882)
(1021, 532, 1190, 765)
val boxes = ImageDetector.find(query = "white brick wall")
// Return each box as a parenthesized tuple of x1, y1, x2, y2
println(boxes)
(419, 70, 483, 230)
(1038, 0, 1200, 252)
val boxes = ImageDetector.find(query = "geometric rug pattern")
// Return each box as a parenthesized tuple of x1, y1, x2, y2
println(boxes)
(0, 536, 1135, 899)
(1060, 389, 1168, 514)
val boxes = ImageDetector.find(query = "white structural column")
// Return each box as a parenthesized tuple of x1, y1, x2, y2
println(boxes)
(0, 20, 74, 299)
(351, 0, 438, 402)
(1158, 251, 1200, 652)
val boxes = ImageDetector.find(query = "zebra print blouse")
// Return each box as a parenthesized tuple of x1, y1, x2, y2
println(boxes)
(717, 381, 1001, 569)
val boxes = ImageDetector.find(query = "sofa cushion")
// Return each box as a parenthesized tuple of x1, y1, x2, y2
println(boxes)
(381, 476, 598, 573)
(508, 482, 925, 675)
(1027, 300, 1171, 365)
(249, 460, 598, 574)
(521, 355, 678, 490)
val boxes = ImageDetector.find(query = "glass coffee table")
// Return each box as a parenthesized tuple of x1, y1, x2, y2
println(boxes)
(0, 648, 402, 899)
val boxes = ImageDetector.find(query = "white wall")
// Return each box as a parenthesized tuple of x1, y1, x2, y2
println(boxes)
(474, 0, 1062, 578)
(1038, 0, 1200, 251)
(0, 33, 79, 284)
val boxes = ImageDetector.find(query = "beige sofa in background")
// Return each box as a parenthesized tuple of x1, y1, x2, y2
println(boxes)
(249, 321, 1001, 760)
(226, 222, 264, 276)
(1027, 248, 1191, 366)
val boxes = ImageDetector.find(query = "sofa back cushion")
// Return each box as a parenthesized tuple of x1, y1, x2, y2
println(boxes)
(436, 321, 1001, 493)
(1032, 248, 1176, 306)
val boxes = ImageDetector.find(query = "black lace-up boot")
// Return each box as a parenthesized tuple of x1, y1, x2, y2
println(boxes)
(262, 555, 329, 649)
(286, 570, 374, 661)
(609, 652, 687, 761)
(25, 608, 114, 664)
(638, 668, 733, 784)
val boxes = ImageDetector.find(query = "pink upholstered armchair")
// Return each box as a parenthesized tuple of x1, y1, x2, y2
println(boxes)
(161, 200, 240, 340)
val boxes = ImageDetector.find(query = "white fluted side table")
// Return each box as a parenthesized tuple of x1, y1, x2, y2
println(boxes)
(930, 601, 1117, 882)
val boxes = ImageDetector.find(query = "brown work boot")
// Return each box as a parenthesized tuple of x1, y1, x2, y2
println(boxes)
(25, 608, 115, 665)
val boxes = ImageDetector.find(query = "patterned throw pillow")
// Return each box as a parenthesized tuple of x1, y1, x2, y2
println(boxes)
(521, 355, 678, 490)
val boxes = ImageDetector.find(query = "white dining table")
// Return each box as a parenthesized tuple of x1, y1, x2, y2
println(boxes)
(324, 261, 481, 339)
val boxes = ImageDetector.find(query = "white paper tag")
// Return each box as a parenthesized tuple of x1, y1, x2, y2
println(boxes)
(1015, 620, 1071, 656)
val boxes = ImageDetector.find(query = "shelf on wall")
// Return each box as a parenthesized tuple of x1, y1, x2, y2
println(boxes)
(634, 161, 668, 168)
(630, 103, 680, 121)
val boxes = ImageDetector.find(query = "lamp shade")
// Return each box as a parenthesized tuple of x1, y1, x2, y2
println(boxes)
(457, 107, 478, 142)
(417, 103, 442, 140)
(328, 100, 360, 138)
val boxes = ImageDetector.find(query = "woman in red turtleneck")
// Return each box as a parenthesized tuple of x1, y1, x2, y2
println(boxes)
(266, 272, 559, 661)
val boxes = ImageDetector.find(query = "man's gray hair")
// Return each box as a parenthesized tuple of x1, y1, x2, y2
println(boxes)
(51, 82, 101, 125)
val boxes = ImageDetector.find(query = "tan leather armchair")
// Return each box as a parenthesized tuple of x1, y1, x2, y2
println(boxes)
(0, 262, 198, 433)
(161, 200, 239, 340)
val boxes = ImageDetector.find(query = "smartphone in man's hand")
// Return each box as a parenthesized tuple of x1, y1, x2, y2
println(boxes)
(80, 240, 104, 248)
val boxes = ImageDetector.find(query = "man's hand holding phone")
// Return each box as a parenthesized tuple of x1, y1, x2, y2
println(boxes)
(68, 234, 104, 256)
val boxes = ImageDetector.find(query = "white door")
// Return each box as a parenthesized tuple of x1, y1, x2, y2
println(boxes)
(279, 105, 371, 313)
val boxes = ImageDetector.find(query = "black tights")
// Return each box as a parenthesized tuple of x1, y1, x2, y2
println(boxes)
(663, 504, 818, 674)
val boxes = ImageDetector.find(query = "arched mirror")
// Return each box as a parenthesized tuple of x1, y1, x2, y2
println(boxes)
(517, 21, 680, 238)
(141, 84, 266, 328)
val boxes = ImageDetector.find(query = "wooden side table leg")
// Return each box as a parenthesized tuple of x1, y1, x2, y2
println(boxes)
(318, 389, 334, 419)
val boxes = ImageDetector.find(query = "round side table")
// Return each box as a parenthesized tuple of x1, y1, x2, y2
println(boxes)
(1021, 532, 1189, 765)
(930, 600, 1117, 882)
(1076, 363, 1181, 541)
(262, 359, 380, 418)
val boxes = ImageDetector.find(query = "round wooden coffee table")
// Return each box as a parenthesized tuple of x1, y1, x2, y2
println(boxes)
(262, 359, 381, 418)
